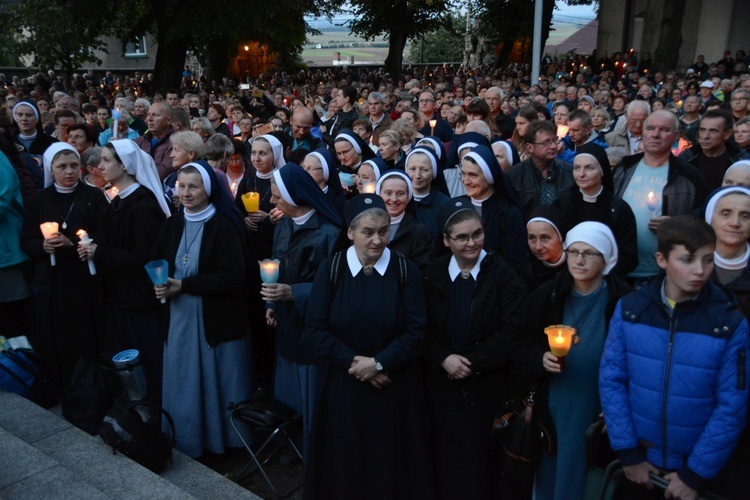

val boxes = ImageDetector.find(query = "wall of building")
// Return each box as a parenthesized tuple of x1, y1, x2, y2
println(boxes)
(91, 34, 158, 72)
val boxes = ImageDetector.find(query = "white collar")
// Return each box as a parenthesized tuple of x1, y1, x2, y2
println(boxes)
(390, 212, 405, 225)
(714, 244, 750, 271)
(54, 182, 79, 194)
(471, 194, 491, 207)
(293, 208, 315, 226)
(118, 183, 140, 199)
(448, 250, 487, 281)
(346, 245, 391, 277)
(184, 203, 216, 222)
(581, 186, 603, 203)
(256, 170, 274, 180)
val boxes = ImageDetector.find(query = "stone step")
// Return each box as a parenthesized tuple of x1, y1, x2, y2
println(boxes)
(0, 391, 261, 499)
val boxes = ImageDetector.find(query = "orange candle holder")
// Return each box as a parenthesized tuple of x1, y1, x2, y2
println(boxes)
(544, 325, 576, 370)
(242, 191, 260, 212)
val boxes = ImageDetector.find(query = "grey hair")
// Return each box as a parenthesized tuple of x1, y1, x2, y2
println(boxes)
(204, 134, 234, 161)
(191, 117, 214, 137)
(135, 97, 151, 108)
(81, 146, 102, 168)
(349, 207, 389, 230)
(368, 92, 385, 104)
(171, 130, 206, 157)
(626, 100, 651, 117)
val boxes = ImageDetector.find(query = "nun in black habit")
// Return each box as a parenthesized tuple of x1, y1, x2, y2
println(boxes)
(455, 144, 528, 273)
(302, 194, 433, 500)
(262, 162, 342, 463)
(302, 147, 346, 215)
(404, 146, 450, 241)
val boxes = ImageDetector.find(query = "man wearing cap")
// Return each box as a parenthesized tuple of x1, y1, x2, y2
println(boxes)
(699, 81, 721, 114)
(680, 109, 749, 192)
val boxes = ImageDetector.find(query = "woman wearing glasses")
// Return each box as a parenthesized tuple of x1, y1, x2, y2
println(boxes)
(423, 202, 525, 499)
(509, 221, 630, 499)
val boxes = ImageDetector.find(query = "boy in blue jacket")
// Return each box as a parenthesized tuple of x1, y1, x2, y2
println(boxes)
(600, 215, 749, 499)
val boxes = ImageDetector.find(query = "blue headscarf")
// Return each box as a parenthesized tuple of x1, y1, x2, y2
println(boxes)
(415, 136, 447, 171)
(361, 157, 389, 181)
(181, 160, 246, 237)
(273, 163, 343, 227)
(463, 145, 523, 211)
(335, 129, 376, 161)
(445, 131, 491, 170)
(307, 147, 344, 200)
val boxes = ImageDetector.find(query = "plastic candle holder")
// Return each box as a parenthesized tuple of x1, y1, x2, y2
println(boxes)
(544, 325, 576, 371)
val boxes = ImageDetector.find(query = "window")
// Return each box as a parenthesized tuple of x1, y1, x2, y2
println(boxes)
(125, 36, 147, 58)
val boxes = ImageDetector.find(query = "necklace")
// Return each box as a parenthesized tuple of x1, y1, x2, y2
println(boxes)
(181, 221, 205, 268)
(253, 175, 273, 208)
(60, 201, 75, 230)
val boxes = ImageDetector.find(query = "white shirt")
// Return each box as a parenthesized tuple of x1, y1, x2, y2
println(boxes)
(448, 250, 487, 281)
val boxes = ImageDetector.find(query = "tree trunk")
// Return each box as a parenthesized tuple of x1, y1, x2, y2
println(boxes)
(385, 28, 408, 81)
(151, 19, 188, 94)
(652, 0, 686, 73)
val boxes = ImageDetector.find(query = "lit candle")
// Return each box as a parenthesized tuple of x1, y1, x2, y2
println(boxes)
(544, 325, 576, 370)
(76, 230, 97, 275)
(429, 119, 437, 136)
(362, 182, 376, 194)
(231, 181, 238, 196)
(556, 124, 569, 139)
(241, 191, 260, 212)
(40, 222, 59, 266)
(258, 259, 280, 284)
(647, 191, 658, 215)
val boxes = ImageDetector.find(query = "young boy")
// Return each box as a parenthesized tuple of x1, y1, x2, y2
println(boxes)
(600, 215, 749, 499)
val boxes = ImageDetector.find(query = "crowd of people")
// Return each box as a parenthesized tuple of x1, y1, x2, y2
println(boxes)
(2, 47, 750, 500)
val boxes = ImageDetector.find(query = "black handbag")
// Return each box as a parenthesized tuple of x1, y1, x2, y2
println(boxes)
(99, 397, 176, 473)
(62, 357, 121, 435)
(493, 389, 552, 480)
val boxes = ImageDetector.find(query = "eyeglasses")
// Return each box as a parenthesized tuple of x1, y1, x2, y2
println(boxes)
(564, 249, 603, 260)
(447, 229, 484, 245)
(418, 99, 434, 104)
(532, 140, 558, 148)
(731, 97, 748, 102)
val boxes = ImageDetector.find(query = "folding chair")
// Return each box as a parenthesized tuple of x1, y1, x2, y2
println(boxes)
(228, 389, 303, 497)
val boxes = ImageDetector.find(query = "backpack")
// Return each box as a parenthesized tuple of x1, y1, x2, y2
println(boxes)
(62, 357, 122, 435)
(0, 345, 60, 408)
(99, 397, 176, 473)
(328, 250, 408, 291)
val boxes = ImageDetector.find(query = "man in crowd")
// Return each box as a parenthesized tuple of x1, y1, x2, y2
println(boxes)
(612, 110, 706, 281)
(729, 88, 749, 122)
(417, 89, 453, 142)
(699, 80, 721, 113)
(606, 101, 650, 155)
(52, 110, 77, 142)
(135, 102, 175, 180)
(506, 120, 575, 216)
(559, 109, 608, 164)
(679, 95, 702, 144)
(680, 109, 749, 192)
(290, 106, 322, 153)
(367, 91, 391, 145)
(165, 89, 180, 109)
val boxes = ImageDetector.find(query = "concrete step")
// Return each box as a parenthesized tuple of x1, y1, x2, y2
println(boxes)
(0, 391, 261, 499)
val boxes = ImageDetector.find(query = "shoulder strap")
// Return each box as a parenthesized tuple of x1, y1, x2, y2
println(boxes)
(329, 251, 345, 290)
(330, 250, 407, 291)
(396, 251, 408, 291)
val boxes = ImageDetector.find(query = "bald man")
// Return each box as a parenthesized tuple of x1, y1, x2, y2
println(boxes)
(290, 106, 322, 152)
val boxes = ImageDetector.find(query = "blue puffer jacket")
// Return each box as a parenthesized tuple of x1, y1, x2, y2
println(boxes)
(600, 277, 749, 491)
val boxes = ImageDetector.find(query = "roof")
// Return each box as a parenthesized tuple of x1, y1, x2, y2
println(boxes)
(544, 19, 598, 56)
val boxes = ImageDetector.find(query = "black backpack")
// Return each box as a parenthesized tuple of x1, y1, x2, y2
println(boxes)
(62, 357, 122, 435)
(99, 398, 176, 473)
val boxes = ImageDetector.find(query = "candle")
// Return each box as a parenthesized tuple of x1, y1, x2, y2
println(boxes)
(544, 325, 576, 371)
(144, 259, 169, 304)
(40, 222, 59, 266)
(241, 191, 260, 212)
(76, 230, 97, 275)
(647, 191, 658, 214)
(556, 124, 569, 139)
(429, 119, 437, 136)
(362, 182, 376, 194)
(258, 259, 280, 284)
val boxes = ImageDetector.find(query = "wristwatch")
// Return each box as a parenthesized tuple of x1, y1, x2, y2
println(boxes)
(374, 359, 383, 372)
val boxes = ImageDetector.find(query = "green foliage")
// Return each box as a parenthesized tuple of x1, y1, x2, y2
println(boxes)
(408, 14, 464, 63)
(346, 0, 456, 41)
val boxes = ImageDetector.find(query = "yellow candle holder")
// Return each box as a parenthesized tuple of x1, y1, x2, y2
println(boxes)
(544, 324, 576, 370)
(242, 191, 260, 212)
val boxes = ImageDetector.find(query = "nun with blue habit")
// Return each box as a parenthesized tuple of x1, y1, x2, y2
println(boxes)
(303, 147, 346, 215)
(508, 222, 631, 499)
(302, 194, 434, 500)
(455, 145, 528, 273)
(404, 146, 450, 241)
(262, 162, 342, 463)
(152, 161, 252, 458)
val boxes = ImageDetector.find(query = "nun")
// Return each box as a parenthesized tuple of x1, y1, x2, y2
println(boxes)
(356, 157, 388, 194)
(442, 131, 492, 198)
(13, 99, 56, 164)
(235, 133, 285, 232)
(303, 147, 346, 214)
(524, 205, 570, 292)
(77, 139, 171, 404)
(491, 138, 515, 172)
(722, 160, 750, 188)
(456, 144, 528, 272)
(334, 129, 376, 184)
(376, 170, 435, 270)
(262, 162, 343, 463)
(422, 201, 525, 500)
(404, 146, 450, 241)
(152, 160, 252, 458)
(20, 143, 108, 386)
(509, 221, 630, 500)
(303, 194, 433, 500)
(555, 152, 637, 277)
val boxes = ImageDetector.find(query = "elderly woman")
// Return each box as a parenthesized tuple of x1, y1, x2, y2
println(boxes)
(354, 157, 387, 195)
(510, 221, 630, 500)
(67, 123, 97, 156)
(524, 205, 569, 292)
(13, 100, 56, 166)
(302, 148, 345, 214)
(423, 203, 525, 499)
(235, 133, 285, 233)
(152, 160, 251, 458)
(405, 146, 450, 241)
(164, 130, 206, 207)
(393, 116, 423, 155)
(262, 163, 342, 462)
(555, 153, 638, 277)
(98, 110, 139, 145)
(491, 139, 515, 173)
(191, 117, 215, 142)
(302, 194, 433, 500)
(723, 160, 750, 187)
(334, 129, 375, 178)
(590, 106, 613, 139)
(735, 116, 750, 154)
(458, 144, 527, 272)
(77, 139, 171, 404)
(376, 170, 435, 269)
(20, 143, 108, 386)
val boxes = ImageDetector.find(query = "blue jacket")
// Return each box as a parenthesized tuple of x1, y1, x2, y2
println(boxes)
(600, 277, 750, 491)
(0, 151, 28, 268)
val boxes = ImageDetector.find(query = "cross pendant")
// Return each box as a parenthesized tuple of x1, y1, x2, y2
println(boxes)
(182, 254, 189, 266)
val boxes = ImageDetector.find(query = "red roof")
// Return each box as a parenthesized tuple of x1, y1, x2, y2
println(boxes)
(544, 19, 598, 56)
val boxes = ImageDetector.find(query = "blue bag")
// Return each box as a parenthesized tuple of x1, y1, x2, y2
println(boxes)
(0, 346, 59, 408)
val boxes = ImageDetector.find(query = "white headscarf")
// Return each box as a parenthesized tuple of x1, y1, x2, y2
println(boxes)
(705, 186, 750, 225)
(42, 143, 80, 188)
(308, 151, 330, 181)
(256, 134, 286, 169)
(110, 139, 172, 217)
(565, 221, 618, 275)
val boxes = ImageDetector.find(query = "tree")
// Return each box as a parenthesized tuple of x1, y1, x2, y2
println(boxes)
(652, 0, 686, 73)
(3, 0, 116, 78)
(346, 0, 457, 79)
(408, 14, 465, 64)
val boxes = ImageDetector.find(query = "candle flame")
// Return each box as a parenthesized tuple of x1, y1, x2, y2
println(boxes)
(76, 229, 86, 237)
(648, 191, 654, 200)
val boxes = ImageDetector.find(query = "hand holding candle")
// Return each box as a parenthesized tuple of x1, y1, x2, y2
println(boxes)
(76, 230, 97, 275)
(144, 260, 170, 304)
(241, 191, 260, 213)
(556, 124, 569, 139)
(40, 222, 59, 266)
(259, 259, 280, 305)
(544, 325, 576, 371)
